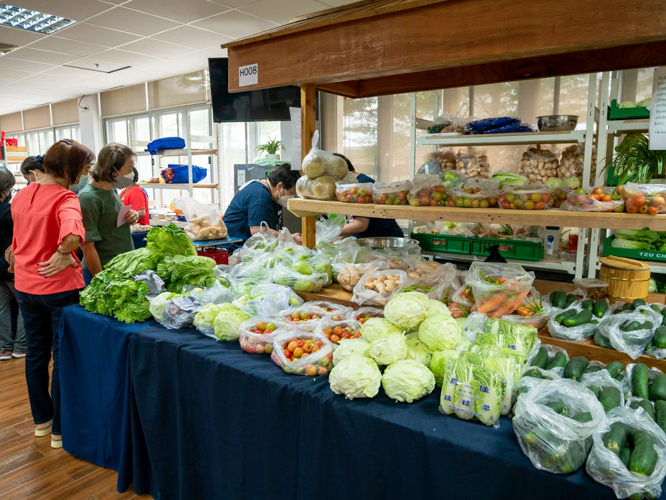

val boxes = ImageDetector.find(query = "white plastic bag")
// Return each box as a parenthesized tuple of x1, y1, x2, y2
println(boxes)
(238, 317, 296, 355)
(315, 316, 362, 344)
(333, 260, 389, 291)
(275, 302, 349, 332)
(296, 175, 337, 200)
(352, 269, 409, 306)
(586, 406, 666, 500)
(270, 331, 336, 376)
(346, 306, 384, 324)
(547, 301, 607, 342)
(512, 378, 606, 474)
(301, 130, 348, 180)
(316, 215, 345, 243)
(172, 197, 228, 241)
(580, 370, 625, 410)
(596, 307, 661, 360)
(234, 284, 303, 317)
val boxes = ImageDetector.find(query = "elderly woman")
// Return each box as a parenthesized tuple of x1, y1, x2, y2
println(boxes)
(11, 139, 95, 449)
(0, 167, 26, 360)
(79, 143, 139, 285)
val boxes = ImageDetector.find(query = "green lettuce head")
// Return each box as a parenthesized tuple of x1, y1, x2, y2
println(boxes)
(369, 333, 407, 366)
(361, 318, 402, 343)
(384, 292, 432, 330)
(213, 306, 251, 341)
(418, 313, 461, 351)
(194, 302, 238, 330)
(329, 356, 382, 400)
(333, 338, 371, 366)
(428, 350, 460, 387)
(404, 333, 432, 366)
(149, 292, 180, 322)
(382, 359, 435, 403)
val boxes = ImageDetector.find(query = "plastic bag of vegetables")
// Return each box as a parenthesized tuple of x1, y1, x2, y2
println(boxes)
(352, 269, 409, 306)
(595, 307, 661, 360)
(270, 331, 336, 376)
(153, 294, 202, 330)
(382, 359, 435, 403)
(347, 306, 384, 324)
(193, 303, 250, 341)
(586, 406, 666, 500)
(233, 284, 302, 317)
(301, 130, 348, 180)
(512, 378, 606, 474)
(465, 262, 535, 318)
(333, 260, 389, 291)
(239, 317, 296, 355)
(547, 302, 598, 343)
(273, 263, 328, 293)
(329, 355, 382, 399)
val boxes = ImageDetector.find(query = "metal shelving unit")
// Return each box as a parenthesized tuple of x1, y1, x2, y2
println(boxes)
(422, 250, 577, 274)
(415, 130, 587, 148)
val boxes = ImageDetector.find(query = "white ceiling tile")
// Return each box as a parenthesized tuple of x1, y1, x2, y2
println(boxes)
(191, 10, 277, 38)
(19, 75, 81, 90)
(42, 66, 101, 79)
(85, 7, 179, 36)
(206, 0, 259, 8)
(94, 49, 160, 66)
(64, 57, 128, 72)
(0, 68, 32, 79)
(118, 38, 193, 58)
(127, 0, 230, 24)
(10, 0, 114, 21)
(150, 25, 232, 49)
(197, 46, 227, 58)
(29, 36, 107, 57)
(0, 57, 53, 72)
(55, 22, 140, 46)
(240, 0, 329, 25)
(4, 48, 80, 65)
(0, 77, 17, 85)
(0, 25, 46, 46)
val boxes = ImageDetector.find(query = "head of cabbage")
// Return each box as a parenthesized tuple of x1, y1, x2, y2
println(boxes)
(428, 300, 450, 316)
(333, 338, 370, 366)
(384, 292, 432, 330)
(213, 306, 251, 341)
(405, 333, 432, 366)
(368, 333, 407, 366)
(382, 359, 436, 403)
(361, 318, 402, 343)
(418, 313, 461, 351)
(329, 356, 382, 400)
(149, 292, 181, 322)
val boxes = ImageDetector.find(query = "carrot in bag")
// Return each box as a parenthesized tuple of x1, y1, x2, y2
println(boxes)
(477, 293, 508, 314)
(489, 290, 529, 318)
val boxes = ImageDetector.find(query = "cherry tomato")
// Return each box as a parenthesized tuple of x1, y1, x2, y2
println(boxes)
(303, 343, 313, 353)
(256, 322, 266, 331)
(305, 365, 317, 376)
(293, 347, 304, 358)
(627, 205, 638, 214)
(639, 205, 649, 214)
(653, 196, 665, 207)
(297, 340, 305, 347)
(323, 327, 333, 335)
(330, 334, 341, 344)
(592, 187, 604, 196)
(264, 328, 274, 334)
(600, 194, 612, 202)
(287, 340, 298, 352)
(333, 326, 343, 335)
(317, 366, 328, 376)
(634, 195, 646, 207)
(255, 345, 265, 355)
(283, 349, 292, 358)
(648, 206, 659, 216)
(267, 323, 276, 331)
(341, 331, 351, 339)
(351, 332, 361, 339)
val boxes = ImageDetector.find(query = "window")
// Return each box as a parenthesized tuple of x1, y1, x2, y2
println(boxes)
(55, 125, 80, 143)
(343, 97, 378, 178)
(220, 122, 247, 210)
(25, 129, 55, 156)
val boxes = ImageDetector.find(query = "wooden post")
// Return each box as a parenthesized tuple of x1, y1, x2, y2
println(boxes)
(301, 82, 317, 248)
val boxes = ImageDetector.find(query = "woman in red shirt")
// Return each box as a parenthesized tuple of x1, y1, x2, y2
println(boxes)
(119, 167, 150, 225)
(11, 139, 94, 449)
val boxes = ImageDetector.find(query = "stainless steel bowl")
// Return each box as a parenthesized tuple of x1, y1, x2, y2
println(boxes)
(356, 237, 419, 249)
(536, 115, 579, 132)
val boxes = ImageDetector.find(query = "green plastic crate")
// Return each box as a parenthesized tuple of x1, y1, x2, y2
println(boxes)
(410, 232, 471, 255)
(471, 237, 544, 261)
(603, 236, 666, 262)
(608, 99, 650, 121)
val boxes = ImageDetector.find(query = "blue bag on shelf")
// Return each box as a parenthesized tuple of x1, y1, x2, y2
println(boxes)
(465, 117, 520, 134)
(145, 137, 186, 154)
(480, 123, 535, 134)
(161, 165, 207, 184)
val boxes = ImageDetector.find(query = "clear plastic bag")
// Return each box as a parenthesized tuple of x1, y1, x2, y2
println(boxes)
(275, 302, 349, 332)
(238, 317, 295, 355)
(621, 183, 666, 215)
(333, 260, 389, 291)
(301, 130, 348, 180)
(456, 148, 490, 178)
(572, 278, 609, 300)
(420, 148, 456, 173)
(190, 281, 236, 306)
(501, 288, 554, 329)
(335, 182, 373, 203)
(315, 316, 362, 344)
(518, 146, 559, 185)
(498, 182, 554, 211)
(536, 344, 570, 378)
(154, 295, 202, 330)
(399, 261, 458, 300)
(440, 169, 466, 189)
(566, 188, 624, 212)
(273, 263, 328, 293)
(407, 174, 448, 207)
(372, 180, 411, 205)
(316, 215, 346, 243)
(547, 302, 599, 343)
(171, 197, 228, 241)
(512, 378, 607, 474)
(352, 269, 409, 306)
(596, 307, 661, 359)
(242, 222, 278, 252)
(586, 406, 666, 500)
(466, 262, 535, 318)
(447, 183, 499, 208)
(233, 284, 303, 317)
(426, 113, 453, 134)
(346, 306, 384, 324)
(270, 331, 336, 376)
(559, 144, 596, 185)
(296, 175, 337, 200)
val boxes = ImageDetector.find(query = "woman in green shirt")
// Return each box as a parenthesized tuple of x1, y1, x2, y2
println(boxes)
(79, 144, 139, 285)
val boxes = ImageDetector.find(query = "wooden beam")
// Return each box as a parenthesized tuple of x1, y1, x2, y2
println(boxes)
(226, 0, 666, 93)
(301, 83, 318, 249)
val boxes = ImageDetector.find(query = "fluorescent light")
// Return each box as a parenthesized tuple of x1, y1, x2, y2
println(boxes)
(0, 4, 74, 35)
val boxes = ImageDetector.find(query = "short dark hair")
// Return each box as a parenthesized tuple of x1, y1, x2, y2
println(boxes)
(268, 164, 300, 189)
(0, 167, 15, 195)
(20, 156, 45, 176)
(333, 153, 354, 172)
(43, 139, 95, 186)
(92, 143, 136, 183)
(132, 167, 139, 183)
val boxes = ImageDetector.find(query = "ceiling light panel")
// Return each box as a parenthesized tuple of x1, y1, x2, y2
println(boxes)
(0, 4, 75, 34)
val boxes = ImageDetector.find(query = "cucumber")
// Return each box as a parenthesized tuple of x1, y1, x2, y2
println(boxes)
(633, 299, 647, 308)
(619, 446, 632, 468)
(563, 309, 593, 327)
(583, 365, 602, 375)
(556, 309, 577, 324)
(655, 400, 666, 435)
(546, 351, 567, 370)
(629, 431, 658, 476)
(649, 373, 666, 402)
(624, 302, 635, 311)
(523, 368, 543, 379)
(531, 347, 548, 369)
(602, 422, 628, 456)
(646, 339, 654, 352)
(594, 331, 614, 349)
(606, 361, 624, 378)
(654, 326, 666, 349)
(553, 290, 566, 309)
(593, 299, 608, 318)
(564, 356, 589, 381)
(641, 321, 654, 330)
(630, 399, 656, 421)
(663, 315, 666, 327)
(564, 294, 577, 308)
(588, 385, 601, 398)
(651, 304, 663, 314)
(572, 411, 592, 423)
(546, 401, 565, 414)
(622, 321, 642, 332)
(616, 374, 625, 383)
(632, 363, 650, 400)
(581, 298, 594, 312)
(599, 386, 622, 413)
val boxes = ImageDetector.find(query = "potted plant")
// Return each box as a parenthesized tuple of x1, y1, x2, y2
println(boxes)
(256, 138, 284, 160)
(605, 133, 666, 185)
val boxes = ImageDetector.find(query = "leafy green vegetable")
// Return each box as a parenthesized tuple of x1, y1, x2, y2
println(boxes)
(212, 306, 251, 341)
(329, 356, 381, 399)
(381, 359, 435, 403)
(361, 318, 402, 343)
(368, 333, 407, 366)
(384, 292, 432, 330)
(149, 292, 180, 322)
(453, 360, 476, 420)
(429, 350, 460, 387)
(146, 223, 196, 256)
(491, 172, 527, 188)
(418, 313, 461, 351)
(473, 366, 502, 426)
(404, 333, 432, 366)
(610, 238, 655, 250)
(614, 229, 661, 244)
(333, 338, 371, 366)
(80, 270, 152, 324)
(104, 247, 162, 276)
(484, 355, 517, 416)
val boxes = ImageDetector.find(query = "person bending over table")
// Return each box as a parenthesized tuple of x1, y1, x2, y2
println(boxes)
(224, 164, 302, 249)
(119, 167, 150, 226)
(11, 139, 94, 449)
(79, 143, 139, 285)
(333, 153, 404, 239)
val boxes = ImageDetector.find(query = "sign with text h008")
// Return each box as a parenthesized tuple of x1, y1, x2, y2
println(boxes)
(239, 64, 258, 87)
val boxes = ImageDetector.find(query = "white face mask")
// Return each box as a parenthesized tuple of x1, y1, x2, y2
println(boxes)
(276, 187, 293, 207)
(113, 168, 134, 189)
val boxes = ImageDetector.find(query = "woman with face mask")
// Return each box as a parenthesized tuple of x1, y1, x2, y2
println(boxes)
(79, 143, 139, 286)
(20, 156, 46, 184)
(223, 163, 303, 249)
(11, 139, 94, 449)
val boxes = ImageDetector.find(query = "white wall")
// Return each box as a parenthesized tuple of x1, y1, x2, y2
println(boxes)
(78, 94, 103, 154)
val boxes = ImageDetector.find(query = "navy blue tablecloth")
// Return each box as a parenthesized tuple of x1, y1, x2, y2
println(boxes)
(132, 232, 148, 249)
(59, 305, 156, 492)
(129, 327, 617, 500)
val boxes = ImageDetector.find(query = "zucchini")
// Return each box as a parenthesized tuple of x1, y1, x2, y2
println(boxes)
(605, 361, 624, 378)
(553, 290, 567, 309)
(616, 374, 625, 383)
(531, 347, 548, 369)
(655, 400, 666, 435)
(654, 326, 666, 349)
(564, 294, 577, 308)
(546, 351, 567, 370)
(588, 385, 601, 398)
(629, 431, 658, 476)
(594, 331, 614, 349)
(523, 368, 543, 379)
(602, 422, 628, 456)
(572, 411, 592, 423)
(581, 298, 594, 312)
(632, 298, 647, 308)
(632, 363, 650, 400)
(649, 373, 666, 402)
(564, 356, 589, 381)
(630, 399, 656, 421)
(619, 446, 632, 468)
(583, 365, 602, 375)
(624, 302, 636, 311)
(556, 309, 577, 324)
(641, 321, 654, 330)
(599, 386, 622, 413)
(563, 309, 593, 327)
(593, 299, 608, 318)
(622, 321, 642, 332)
(651, 304, 663, 314)
(646, 339, 654, 352)
(546, 401, 566, 414)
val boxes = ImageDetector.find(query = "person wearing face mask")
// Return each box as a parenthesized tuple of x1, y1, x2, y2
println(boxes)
(0, 167, 26, 361)
(223, 163, 302, 249)
(11, 139, 94, 449)
(20, 155, 46, 184)
(119, 167, 150, 225)
(79, 143, 139, 286)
